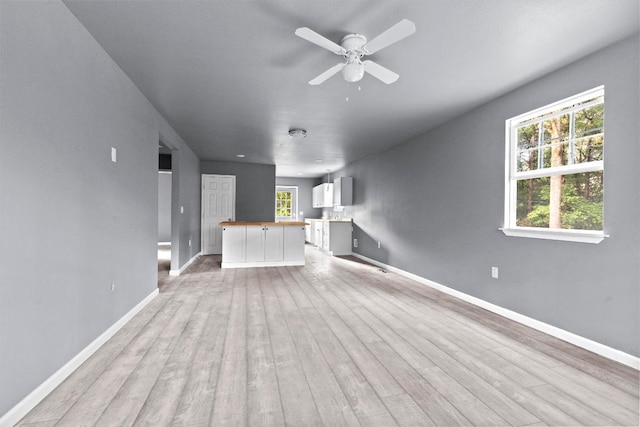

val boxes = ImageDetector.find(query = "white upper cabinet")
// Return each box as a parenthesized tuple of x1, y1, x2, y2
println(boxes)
(312, 183, 334, 208)
(333, 176, 353, 206)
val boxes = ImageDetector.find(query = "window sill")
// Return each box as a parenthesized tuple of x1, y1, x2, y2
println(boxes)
(500, 227, 608, 244)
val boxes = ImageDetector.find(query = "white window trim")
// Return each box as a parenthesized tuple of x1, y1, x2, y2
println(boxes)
(500, 227, 608, 244)
(502, 86, 607, 244)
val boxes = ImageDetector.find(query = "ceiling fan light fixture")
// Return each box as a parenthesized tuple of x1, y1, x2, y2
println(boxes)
(342, 61, 365, 82)
(288, 128, 307, 138)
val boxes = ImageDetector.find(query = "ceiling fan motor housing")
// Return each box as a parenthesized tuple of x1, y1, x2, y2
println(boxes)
(341, 34, 367, 54)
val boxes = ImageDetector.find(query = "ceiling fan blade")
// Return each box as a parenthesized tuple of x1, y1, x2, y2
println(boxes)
(295, 27, 346, 55)
(363, 60, 399, 84)
(362, 19, 416, 54)
(309, 63, 345, 85)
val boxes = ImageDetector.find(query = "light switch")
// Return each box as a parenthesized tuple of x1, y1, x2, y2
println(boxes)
(181, 206, 184, 214)
(111, 147, 117, 162)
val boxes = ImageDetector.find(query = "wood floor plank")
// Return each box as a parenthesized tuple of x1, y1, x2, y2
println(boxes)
(259, 268, 323, 426)
(246, 268, 285, 427)
(380, 268, 638, 394)
(529, 384, 618, 426)
(56, 292, 199, 425)
(280, 269, 352, 365)
(322, 266, 548, 427)
(129, 286, 221, 426)
(19, 249, 639, 427)
(322, 262, 572, 426)
(209, 268, 248, 426)
(287, 267, 406, 399)
(328, 272, 541, 427)
(550, 362, 639, 412)
(331, 361, 399, 427)
(98, 289, 213, 426)
(270, 268, 360, 426)
(366, 340, 465, 426)
(380, 393, 431, 427)
(494, 346, 639, 425)
(281, 268, 399, 426)
(347, 268, 519, 358)
(477, 348, 547, 389)
(349, 305, 436, 372)
(419, 366, 508, 426)
(171, 278, 235, 426)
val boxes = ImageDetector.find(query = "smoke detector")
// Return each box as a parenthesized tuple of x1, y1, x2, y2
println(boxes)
(288, 128, 307, 138)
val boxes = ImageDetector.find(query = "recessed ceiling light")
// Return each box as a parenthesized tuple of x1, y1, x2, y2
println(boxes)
(297, 173, 304, 176)
(236, 154, 245, 158)
(288, 128, 307, 138)
(315, 159, 323, 163)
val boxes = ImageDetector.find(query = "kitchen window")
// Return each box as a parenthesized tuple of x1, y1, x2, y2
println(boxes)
(275, 186, 298, 221)
(502, 86, 607, 243)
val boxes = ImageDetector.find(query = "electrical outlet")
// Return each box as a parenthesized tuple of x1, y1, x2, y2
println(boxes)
(110, 281, 116, 291)
(377, 241, 381, 249)
(180, 206, 184, 214)
(353, 238, 358, 248)
(111, 147, 117, 162)
(491, 267, 499, 279)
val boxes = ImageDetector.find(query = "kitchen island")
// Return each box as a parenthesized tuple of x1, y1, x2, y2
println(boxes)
(220, 221, 307, 268)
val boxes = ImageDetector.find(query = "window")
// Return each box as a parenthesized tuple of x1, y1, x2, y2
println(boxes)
(502, 86, 607, 243)
(275, 186, 298, 221)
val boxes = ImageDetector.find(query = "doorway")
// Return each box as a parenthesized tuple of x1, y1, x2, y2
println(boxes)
(201, 174, 236, 255)
(158, 142, 172, 279)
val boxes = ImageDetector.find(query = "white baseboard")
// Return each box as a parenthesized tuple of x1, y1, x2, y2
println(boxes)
(169, 251, 201, 276)
(0, 289, 159, 427)
(221, 260, 305, 269)
(352, 253, 640, 370)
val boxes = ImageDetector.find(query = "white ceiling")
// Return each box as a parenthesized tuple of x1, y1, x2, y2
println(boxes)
(63, 0, 639, 177)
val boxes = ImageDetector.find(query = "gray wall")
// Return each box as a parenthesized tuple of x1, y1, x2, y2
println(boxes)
(0, 1, 201, 415)
(158, 172, 172, 242)
(201, 161, 276, 222)
(337, 35, 639, 357)
(276, 177, 322, 220)
(165, 140, 201, 272)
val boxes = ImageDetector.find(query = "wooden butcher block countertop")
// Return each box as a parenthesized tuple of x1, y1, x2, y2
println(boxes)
(219, 221, 308, 226)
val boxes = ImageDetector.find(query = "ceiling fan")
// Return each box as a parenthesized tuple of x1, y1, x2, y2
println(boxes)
(295, 19, 416, 85)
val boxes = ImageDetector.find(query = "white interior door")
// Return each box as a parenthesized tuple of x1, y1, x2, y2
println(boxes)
(202, 174, 235, 255)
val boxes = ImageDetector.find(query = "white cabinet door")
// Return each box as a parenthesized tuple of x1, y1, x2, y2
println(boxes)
(314, 221, 323, 248)
(245, 226, 265, 262)
(312, 183, 334, 208)
(323, 183, 334, 207)
(305, 224, 312, 243)
(312, 185, 322, 208)
(284, 226, 305, 262)
(327, 222, 352, 255)
(222, 226, 245, 263)
(322, 222, 330, 251)
(264, 225, 284, 262)
(333, 176, 353, 206)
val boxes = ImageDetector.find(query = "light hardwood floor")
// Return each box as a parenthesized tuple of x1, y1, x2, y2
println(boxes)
(19, 246, 639, 426)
